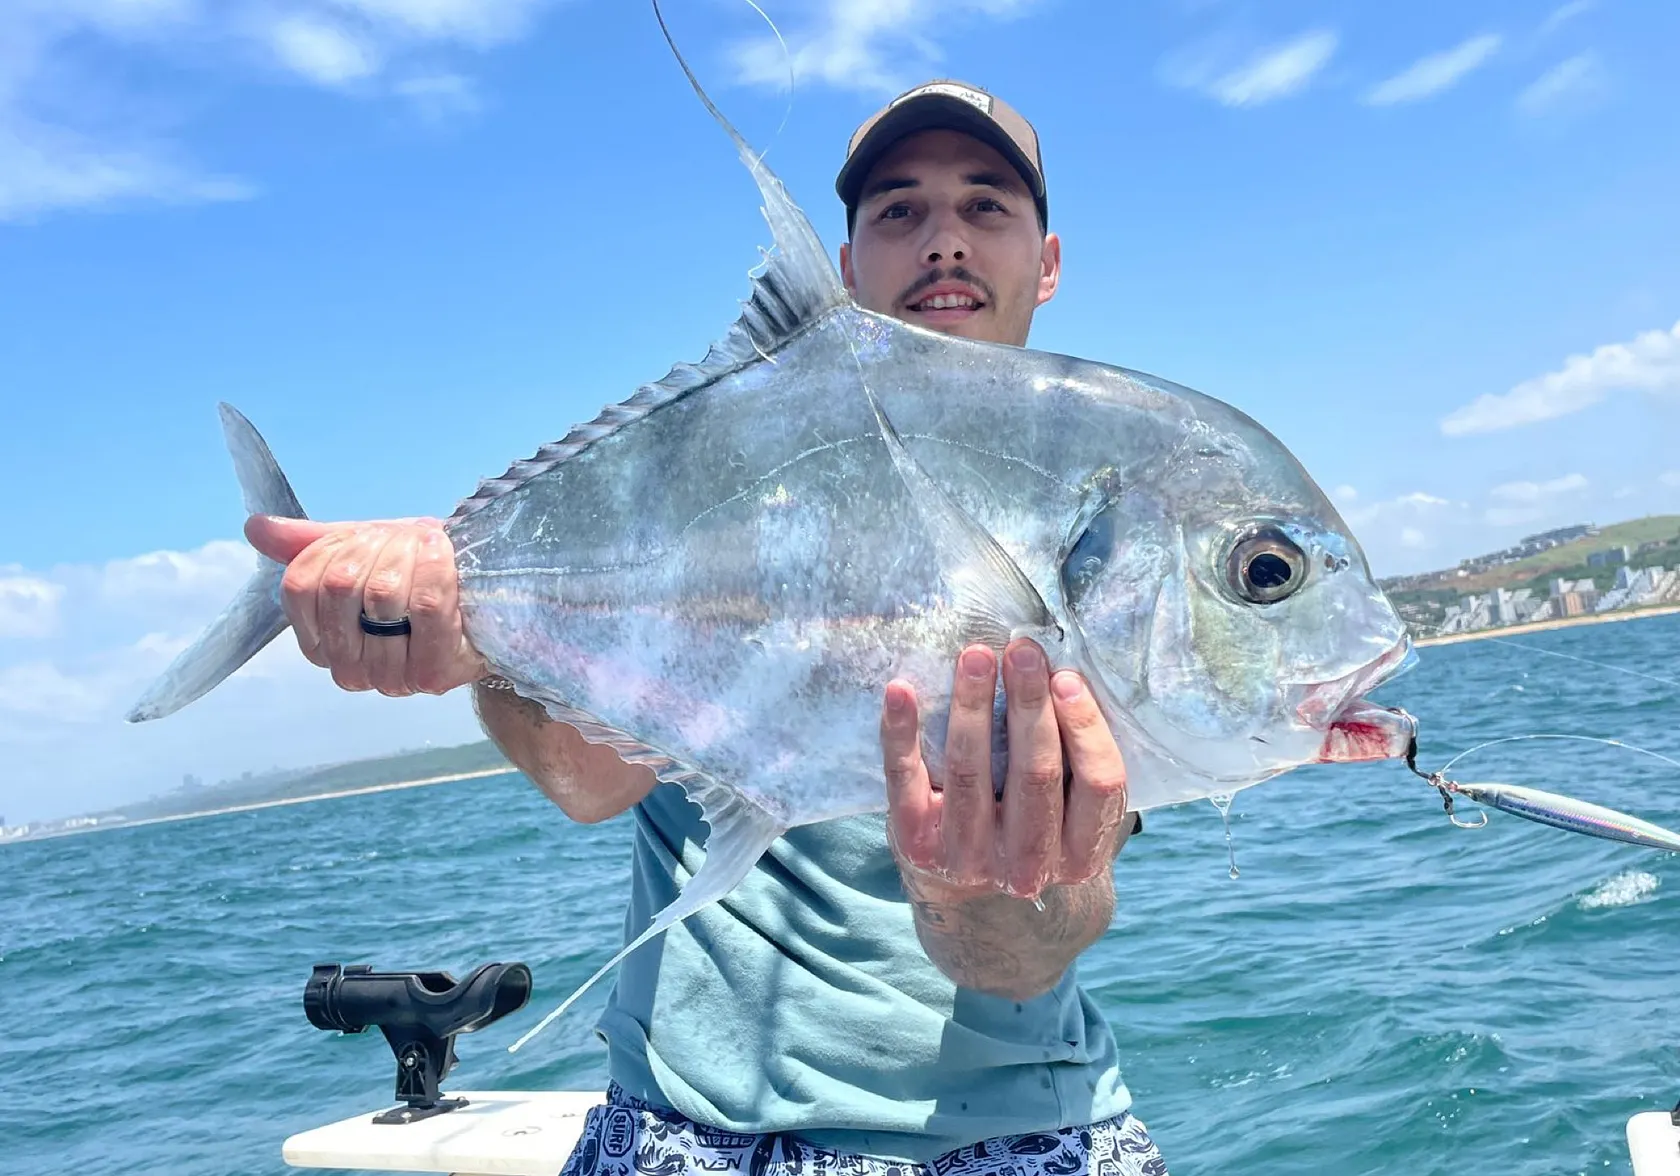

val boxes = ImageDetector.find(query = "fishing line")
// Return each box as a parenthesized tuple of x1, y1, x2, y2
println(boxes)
(1483, 635, 1680, 691)
(737, 0, 795, 166)
(1437, 732, 1680, 778)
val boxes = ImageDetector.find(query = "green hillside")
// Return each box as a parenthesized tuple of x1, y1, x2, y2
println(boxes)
(1382, 515, 1680, 634)
(1451, 516, 1680, 591)
(92, 740, 514, 824)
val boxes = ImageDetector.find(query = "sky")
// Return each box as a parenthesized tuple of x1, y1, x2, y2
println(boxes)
(1, 0, 1677, 822)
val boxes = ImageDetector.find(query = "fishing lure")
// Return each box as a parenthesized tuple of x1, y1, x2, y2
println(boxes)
(1404, 730, 1680, 852)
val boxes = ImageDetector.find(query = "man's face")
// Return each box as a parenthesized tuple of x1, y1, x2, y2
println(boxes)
(840, 128, 1061, 348)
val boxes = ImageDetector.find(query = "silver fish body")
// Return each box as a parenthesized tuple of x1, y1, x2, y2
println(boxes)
(128, 46, 1415, 1044)
(447, 309, 1408, 825)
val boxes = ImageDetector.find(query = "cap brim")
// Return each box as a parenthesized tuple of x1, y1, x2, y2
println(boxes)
(835, 95, 1045, 221)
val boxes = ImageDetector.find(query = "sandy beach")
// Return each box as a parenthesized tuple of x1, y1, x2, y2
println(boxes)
(1414, 603, 1680, 648)
(14, 765, 518, 843)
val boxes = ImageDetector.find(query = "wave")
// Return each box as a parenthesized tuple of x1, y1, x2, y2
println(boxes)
(1576, 869, 1660, 910)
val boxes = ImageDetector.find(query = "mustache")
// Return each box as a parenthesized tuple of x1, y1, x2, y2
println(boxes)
(896, 267, 996, 307)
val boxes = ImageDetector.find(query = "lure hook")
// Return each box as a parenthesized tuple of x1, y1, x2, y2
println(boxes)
(1407, 734, 1487, 830)
(1436, 780, 1488, 830)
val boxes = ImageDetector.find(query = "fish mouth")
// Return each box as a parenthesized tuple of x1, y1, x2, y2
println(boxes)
(1299, 638, 1419, 765)
(1316, 698, 1417, 764)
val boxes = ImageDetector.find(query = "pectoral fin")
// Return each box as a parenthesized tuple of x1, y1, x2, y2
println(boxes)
(863, 387, 1058, 650)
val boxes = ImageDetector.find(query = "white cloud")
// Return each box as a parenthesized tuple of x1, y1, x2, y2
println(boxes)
(1344, 489, 1455, 528)
(268, 15, 380, 86)
(0, 539, 488, 822)
(731, 0, 1043, 96)
(0, 572, 64, 639)
(1440, 318, 1680, 435)
(1540, 1, 1595, 36)
(0, 115, 254, 223)
(1341, 490, 1466, 576)
(1164, 29, 1338, 107)
(0, 659, 107, 723)
(0, 0, 555, 221)
(1661, 471, 1680, 488)
(1516, 52, 1606, 117)
(1331, 484, 1358, 503)
(100, 540, 256, 605)
(328, 0, 547, 46)
(1489, 473, 1589, 502)
(1364, 34, 1501, 106)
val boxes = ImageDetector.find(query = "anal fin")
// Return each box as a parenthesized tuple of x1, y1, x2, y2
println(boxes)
(507, 702, 785, 1053)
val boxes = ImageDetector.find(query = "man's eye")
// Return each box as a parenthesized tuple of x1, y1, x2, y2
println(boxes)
(879, 204, 912, 221)
(973, 198, 1005, 213)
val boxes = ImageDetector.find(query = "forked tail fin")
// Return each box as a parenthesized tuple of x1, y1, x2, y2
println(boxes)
(508, 780, 785, 1052)
(127, 404, 304, 722)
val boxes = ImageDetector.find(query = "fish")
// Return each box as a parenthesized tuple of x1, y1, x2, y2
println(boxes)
(127, 15, 1418, 1043)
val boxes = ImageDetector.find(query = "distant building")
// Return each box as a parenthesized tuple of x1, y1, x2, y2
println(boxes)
(1587, 545, 1632, 568)
(1555, 591, 1592, 617)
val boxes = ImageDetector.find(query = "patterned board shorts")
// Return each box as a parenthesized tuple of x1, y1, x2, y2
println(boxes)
(557, 1083, 1169, 1176)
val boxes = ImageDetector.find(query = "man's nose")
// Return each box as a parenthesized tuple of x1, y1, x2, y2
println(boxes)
(921, 218, 969, 265)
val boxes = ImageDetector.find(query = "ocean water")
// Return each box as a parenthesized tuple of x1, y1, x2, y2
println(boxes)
(4, 616, 1679, 1176)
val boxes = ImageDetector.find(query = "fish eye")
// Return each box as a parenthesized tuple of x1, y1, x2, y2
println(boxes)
(1062, 511, 1114, 604)
(1226, 527, 1307, 605)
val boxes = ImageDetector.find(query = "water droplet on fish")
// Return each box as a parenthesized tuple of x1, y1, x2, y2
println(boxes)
(1210, 793, 1239, 879)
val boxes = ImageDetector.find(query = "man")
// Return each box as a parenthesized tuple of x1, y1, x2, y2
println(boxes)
(248, 81, 1168, 1175)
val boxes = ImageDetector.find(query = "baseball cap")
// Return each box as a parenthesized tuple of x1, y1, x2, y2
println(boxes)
(835, 80, 1048, 231)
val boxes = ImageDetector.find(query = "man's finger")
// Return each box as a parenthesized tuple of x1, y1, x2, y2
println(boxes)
(407, 526, 479, 693)
(941, 645, 998, 887)
(1054, 669, 1130, 879)
(881, 679, 940, 873)
(245, 515, 340, 564)
(279, 531, 348, 666)
(998, 639, 1063, 899)
(361, 530, 418, 697)
(317, 528, 390, 692)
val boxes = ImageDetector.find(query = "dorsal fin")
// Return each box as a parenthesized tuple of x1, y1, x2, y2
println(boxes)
(451, 2, 848, 522)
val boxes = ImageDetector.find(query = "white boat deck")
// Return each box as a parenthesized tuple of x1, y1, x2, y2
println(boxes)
(1629, 1111, 1680, 1176)
(283, 1091, 601, 1176)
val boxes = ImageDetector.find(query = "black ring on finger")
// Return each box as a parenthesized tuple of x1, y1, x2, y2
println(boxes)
(358, 611, 412, 637)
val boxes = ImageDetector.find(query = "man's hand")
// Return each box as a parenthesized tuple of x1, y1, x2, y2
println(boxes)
(246, 515, 657, 823)
(882, 638, 1131, 902)
(245, 515, 486, 697)
(879, 638, 1132, 998)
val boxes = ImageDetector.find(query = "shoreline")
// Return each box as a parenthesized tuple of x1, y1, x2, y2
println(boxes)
(8, 765, 518, 844)
(1414, 603, 1680, 648)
